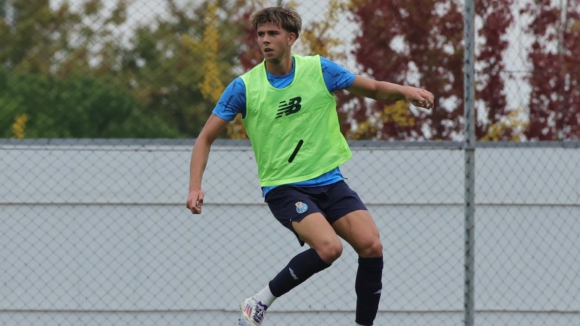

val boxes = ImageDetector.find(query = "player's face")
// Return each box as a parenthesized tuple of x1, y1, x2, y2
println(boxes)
(256, 22, 295, 64)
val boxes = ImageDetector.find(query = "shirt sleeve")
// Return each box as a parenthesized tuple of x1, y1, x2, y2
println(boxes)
(320, 56, 356, 93)
(212, 77, 247, 121)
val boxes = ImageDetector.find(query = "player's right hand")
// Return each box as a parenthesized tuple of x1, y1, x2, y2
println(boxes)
(186, 189, 204, 214)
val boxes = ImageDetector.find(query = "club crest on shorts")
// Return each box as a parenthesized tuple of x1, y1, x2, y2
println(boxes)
(295, 201, 308, 214)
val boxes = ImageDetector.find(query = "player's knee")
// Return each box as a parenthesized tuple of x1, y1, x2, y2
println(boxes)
(357, 237, 383, 258)
(316, 238, 343, 263)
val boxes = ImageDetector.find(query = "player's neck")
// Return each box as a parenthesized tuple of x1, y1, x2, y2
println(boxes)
(265, 55, 293, 76)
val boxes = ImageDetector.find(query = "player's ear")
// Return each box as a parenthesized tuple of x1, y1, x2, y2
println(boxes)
(287, 32, 297, 46)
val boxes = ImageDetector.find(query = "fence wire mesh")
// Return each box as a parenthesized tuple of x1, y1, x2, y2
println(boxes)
(1, 141, 579, 326)
(1, 0, 580, 325)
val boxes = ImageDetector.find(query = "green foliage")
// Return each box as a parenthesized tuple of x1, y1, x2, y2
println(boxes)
(0, 0, 5, 19)
(1, 0, 246, 138)
(117, 0, 243, 137)
(0, 67, 181, 138)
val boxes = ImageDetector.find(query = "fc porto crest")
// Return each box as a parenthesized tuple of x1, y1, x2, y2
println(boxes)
(295, 201, 308, 214)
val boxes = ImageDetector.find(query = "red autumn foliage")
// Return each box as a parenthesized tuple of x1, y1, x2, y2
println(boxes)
(522, 0, 580, 140)
(236, 9, 262, 73)
(344, 0, 514, 140)
(233, 0, 580, 141)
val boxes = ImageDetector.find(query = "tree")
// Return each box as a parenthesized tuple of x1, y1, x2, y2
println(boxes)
(115, 0, 247, 138)
(0, 67, 180, 138)
(0, 0, 6, 19)
(0, 0, 130, 75)
(475, 0, 514, 140)
(0, 0, 250, 138)
(522, 0, 580, 140)
(0, 0, 181, 137)
(344, 0, 514, 140)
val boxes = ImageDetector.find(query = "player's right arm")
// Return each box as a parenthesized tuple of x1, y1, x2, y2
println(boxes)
(187, 114, 229, 214)
(186, 77, 247, 214)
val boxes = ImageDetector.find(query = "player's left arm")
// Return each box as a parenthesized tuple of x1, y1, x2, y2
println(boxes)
(346, 75, 434, 109)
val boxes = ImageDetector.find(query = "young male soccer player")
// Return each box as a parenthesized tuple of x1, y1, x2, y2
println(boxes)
(186, 5, 434, 326)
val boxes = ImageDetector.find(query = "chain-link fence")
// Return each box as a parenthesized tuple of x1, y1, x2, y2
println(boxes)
(1, 0, 580, 325)
(475, 142, 580, 326)
(1, 140, 579, 326)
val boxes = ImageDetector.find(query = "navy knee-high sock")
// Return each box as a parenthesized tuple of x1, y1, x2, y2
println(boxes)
(268, 248, 331, 297)
(355, 256, 383, 326)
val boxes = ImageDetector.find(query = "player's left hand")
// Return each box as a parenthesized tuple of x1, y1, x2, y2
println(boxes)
(403, 86, 435, 109)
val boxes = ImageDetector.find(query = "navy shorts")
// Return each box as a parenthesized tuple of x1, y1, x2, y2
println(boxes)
(264, 180, 368, 246)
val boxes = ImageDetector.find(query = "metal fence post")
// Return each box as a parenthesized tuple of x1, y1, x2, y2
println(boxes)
(463, 0, 476, 325)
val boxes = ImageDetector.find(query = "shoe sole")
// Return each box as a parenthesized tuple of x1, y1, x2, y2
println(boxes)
(238, 317, 251, 326)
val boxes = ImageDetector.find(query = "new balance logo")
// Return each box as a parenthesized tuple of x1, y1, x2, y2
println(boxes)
(275, 96, 302, 118)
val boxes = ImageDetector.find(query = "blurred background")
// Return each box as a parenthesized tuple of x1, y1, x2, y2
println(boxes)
(1, 1, 579, 326)
(1, 0, 578, 141)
